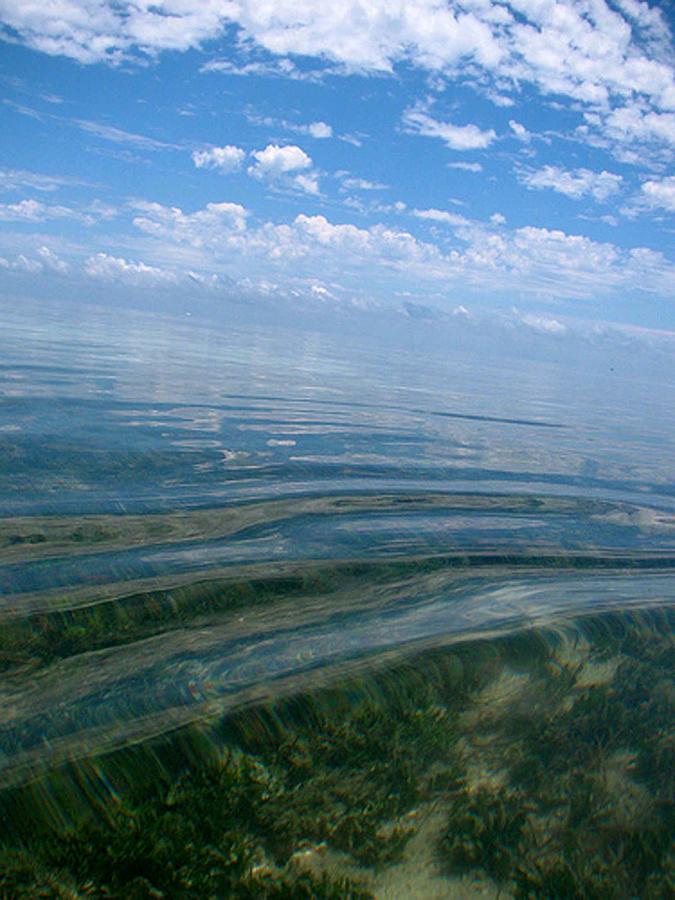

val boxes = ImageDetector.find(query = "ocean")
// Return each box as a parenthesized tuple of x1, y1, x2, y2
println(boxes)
(0, 297, 673, 898)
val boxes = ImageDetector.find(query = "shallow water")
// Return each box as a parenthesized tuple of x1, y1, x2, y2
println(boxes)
(0, 299, 673, 897)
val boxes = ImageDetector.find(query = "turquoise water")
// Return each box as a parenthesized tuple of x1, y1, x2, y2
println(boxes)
(0, 299, 673, 897)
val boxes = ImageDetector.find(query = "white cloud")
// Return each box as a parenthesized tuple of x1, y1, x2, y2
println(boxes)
(503, 226, 621, 290)
(192, 145, 246, 172)
(288, 215, 447, 278)
(0, 198, 87, 222)
(5, 194, 671, 319)
(126, 199, 675, 303)
(588, 105, 675, 153)
(247, 112, 335, 140)
(190, 141, 324, 188)
(339, 176, 388, 191)
(248, 144, 311, 175)
(305, 121, 332, 138)
(639, 175, 675, 212)
(509, 120, 531, 142)
(2, 3, 672, 119)
(12, 254, 43, 274)
(514, 310, 568, 335)
(412, 208, 468, 226)
(131, 200, 248, 246)
(339, 133, 364, 148)
(85, 199, 119, 221)
(84, 252, 179, 285)
(0, 246, 69, 274)
(247, 144, 319, 193)
(0, 168, 88, 192)
(2, 2, 674, 163)
(74, 118, 177, 150)
(129, 201, 449, 278)
(519, 166, 623, 201)
(447, 161, 482, 172)
(292, 173, 320, 195)
(201, 57, 324, 81)
(36, 245, 69, 273)
(486, 91, 515, 108)
(0, 199, 55, 221)
(403, 106, 496, 150)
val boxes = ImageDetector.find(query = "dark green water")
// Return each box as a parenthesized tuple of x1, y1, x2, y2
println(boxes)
(0, 300, 673, 897)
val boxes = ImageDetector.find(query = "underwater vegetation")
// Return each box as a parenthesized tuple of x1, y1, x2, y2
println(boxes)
(438, 614, 674, 898)
(0, 607, 672, 898)
(1, 544, 672, 678)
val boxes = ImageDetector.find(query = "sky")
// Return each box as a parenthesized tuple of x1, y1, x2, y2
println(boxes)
(0, 1, 674, 348)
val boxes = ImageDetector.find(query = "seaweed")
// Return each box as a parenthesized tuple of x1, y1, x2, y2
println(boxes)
(0, 752, 373, 898)
(0, 610, 672, 898)
(440, 786, 528, 882)
(438, 615, 674, 898)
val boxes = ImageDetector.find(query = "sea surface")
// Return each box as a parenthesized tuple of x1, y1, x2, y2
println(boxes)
(0, 298, 673, 897)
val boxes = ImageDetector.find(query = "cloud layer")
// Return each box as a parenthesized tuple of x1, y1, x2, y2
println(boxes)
(2, 1, 673, 161)
(5, 196, 669, 307)
(0, 0, 672, 339)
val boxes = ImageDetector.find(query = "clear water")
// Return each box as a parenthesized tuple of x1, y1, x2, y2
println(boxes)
(0, 298, 673, 897)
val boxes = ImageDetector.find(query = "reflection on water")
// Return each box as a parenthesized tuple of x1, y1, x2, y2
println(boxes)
(0, 300, 673, 897)
(2, 299, 674, 518)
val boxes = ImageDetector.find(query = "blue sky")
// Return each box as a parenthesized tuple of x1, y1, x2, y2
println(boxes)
(0, 1, 674, 345)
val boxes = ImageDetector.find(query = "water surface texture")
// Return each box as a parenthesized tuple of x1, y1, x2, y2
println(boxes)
(0, 301, 673, 897)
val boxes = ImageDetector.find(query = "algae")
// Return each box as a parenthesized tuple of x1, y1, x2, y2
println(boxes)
(0, 610, 672, 898)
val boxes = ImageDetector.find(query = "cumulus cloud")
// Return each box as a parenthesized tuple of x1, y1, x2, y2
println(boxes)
(0, 246, 69, 274)
(248, 144, 311, 176)
(0, 198, 89, 222)
(306, 121, 332, 139)
(583, 105, 675, 157)
(84, 252, 179, 285)
(640, 175, 675, 212)
(287, 215, 447, 278)
(403, 106, 496, 150)
(3, 3, 672, 158)
(519, 166, 624, 201)
(131, 200, 248, 246)
(129, 201, 448, 278)
(5, 195, 672, 310)
(126, 199, 675, 303)
(192, 145, 246, 172)
(36, 245, 69, 273)
(0, 1, 500, 69)
(11, 254, 43, 274)
(247, 144, 319, 193)
(190, 142, 322, 190)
